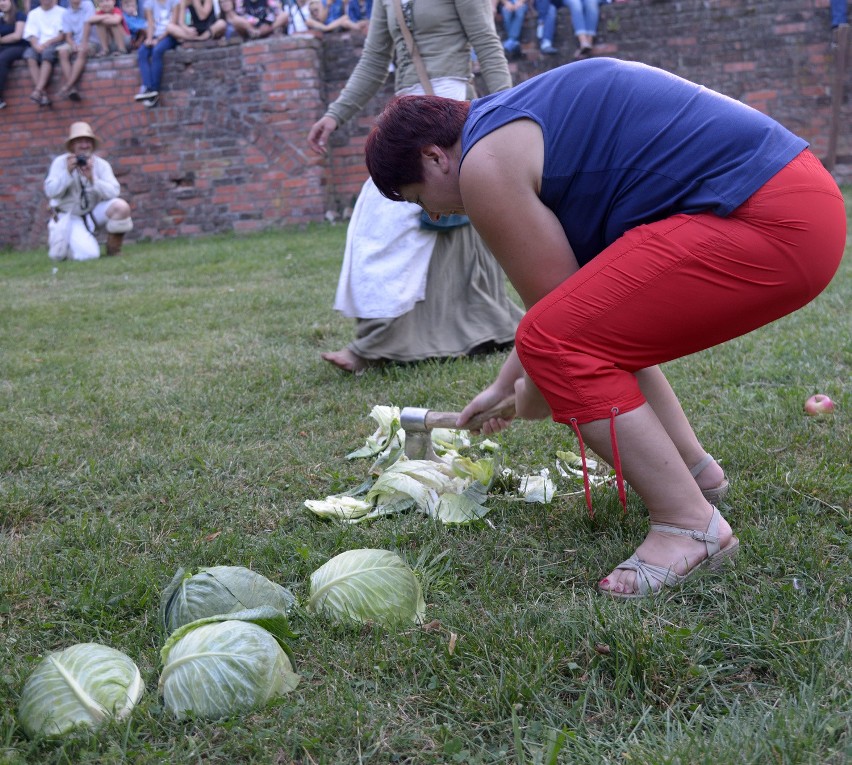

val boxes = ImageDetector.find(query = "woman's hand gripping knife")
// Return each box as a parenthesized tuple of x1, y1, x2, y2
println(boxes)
(454, 118, 581, 435)
(457, 350, 552, 434)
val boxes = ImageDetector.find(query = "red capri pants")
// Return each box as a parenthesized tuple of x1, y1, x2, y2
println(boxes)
(515, 149, 847, 426)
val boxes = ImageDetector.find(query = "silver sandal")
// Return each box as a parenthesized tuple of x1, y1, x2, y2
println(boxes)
(599, 506, 740, 599)
(691, 453, 729, 505)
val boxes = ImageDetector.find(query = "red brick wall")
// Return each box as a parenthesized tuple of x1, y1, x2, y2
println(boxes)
(0, 0, 848, 252)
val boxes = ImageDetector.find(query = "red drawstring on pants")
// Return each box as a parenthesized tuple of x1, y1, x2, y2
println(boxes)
(569, 418, 593, 517)
(609, 407, 627, 513)
(569, 408, 627, 518)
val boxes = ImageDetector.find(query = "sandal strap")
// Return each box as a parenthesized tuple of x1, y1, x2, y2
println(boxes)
(613, 554, 682, 596)
(689, 453, 716, 478)
(650, 506, 722, 557)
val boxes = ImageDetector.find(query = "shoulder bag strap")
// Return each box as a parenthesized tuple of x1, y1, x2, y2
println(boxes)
(391, 0, 434, 96)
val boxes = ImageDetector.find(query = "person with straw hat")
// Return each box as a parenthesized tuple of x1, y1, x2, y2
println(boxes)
(43, 121, 134, 261)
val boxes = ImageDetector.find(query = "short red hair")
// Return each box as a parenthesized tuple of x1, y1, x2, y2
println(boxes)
(365, 96, 471, 201)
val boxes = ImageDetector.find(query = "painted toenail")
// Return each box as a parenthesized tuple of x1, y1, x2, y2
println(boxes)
(599, 578, 609, 586)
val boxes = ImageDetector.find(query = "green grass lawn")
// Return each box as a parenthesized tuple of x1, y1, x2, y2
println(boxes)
(1, 205, 849, 764)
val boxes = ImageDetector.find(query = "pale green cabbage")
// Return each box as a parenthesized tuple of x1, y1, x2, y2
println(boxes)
(518, 469, 556, 503)
(430, 428, 470, 454)
(308, 549, 425, 626)
(160, 565, 296, 634)
(556, 449, 601, 473)
(345, 405, 404, 471)
(304, 495, 374, 521)
(158, 607, 299, 721)
(365, 459, 460, 513)
(450, 455, 496, 487)
(425, 491, 491, 524)
(18, 643, 144, 739)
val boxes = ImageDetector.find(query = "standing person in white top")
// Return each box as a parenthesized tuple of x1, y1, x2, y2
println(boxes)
(23, 0, 65, 106)
(307, 0, 523, 373)
(44, 122, 134, 261)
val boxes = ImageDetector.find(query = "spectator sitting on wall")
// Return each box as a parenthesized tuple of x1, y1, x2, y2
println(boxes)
(535, 0, 562, 55)
(830, 0, 848, 29)
(169, 0, 227, 45)
(229, 0, 288, 39)
(134, 0, 180, 107)
(288, 0, 359, 34)
(216, 0, 243, 41)
(23, 0, 65, 106)
(345, 0, 368, 33)
(119, 0, 148, 49)
(86, 0, 131, 55)
(500, 0, 528, 59)
(44, 121, 134, 261)
(322, 0, 363, 32)
(284, 0, 315, 34)
(830, 0, 848, 48)
(566, 0, 601, 59)
(56, 0, 99, 101)
(0, 0, 28, 110)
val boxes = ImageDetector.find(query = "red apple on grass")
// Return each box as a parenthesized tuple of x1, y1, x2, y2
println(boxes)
(804, 394, 835, 416)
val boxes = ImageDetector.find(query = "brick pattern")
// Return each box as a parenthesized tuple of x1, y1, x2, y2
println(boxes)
(0, 0, 848, 252)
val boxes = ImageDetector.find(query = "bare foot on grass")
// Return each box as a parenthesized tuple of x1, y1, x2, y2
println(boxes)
(321, 348, 369, 373)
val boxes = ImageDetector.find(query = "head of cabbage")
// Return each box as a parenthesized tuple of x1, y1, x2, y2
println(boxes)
(158, 607, 299, 721)
(18, 643, 144, 739)
(308, 549, 425, 627)
(160, 565, 296, 635)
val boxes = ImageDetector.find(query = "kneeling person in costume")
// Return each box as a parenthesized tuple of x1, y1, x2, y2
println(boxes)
(44, 121, 133, 261)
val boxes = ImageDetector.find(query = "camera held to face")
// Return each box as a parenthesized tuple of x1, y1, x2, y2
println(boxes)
(75, 154, 88, 168)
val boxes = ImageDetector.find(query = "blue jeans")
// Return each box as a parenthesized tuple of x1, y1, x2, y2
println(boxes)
(501, 5, 528, 52)
(566, 0, 599, 36)
(137, 36, 178, 92)
(535, 0, 557, 45)
(831, 0, 848, 27)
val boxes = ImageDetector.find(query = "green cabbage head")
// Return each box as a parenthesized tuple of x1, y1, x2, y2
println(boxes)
(308, 548, 425, 626)
(158, 607, 299, 721)
(160, 565, 296, 634)
(18, 643, 144, 739)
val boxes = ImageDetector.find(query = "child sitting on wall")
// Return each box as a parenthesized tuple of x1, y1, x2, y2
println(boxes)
(169, 0, 227, 44)
(229, 0, 288, 39)
(86, 0, 130, 55)
(120, 0, 147, 49)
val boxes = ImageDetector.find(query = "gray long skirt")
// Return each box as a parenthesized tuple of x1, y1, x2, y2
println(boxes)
(348, 224, 525, 362)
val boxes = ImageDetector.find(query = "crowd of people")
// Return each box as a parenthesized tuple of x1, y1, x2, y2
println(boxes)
(495, 0, 609, 60)
(1, 0, 629, 112)
(0, 0, 374, 109)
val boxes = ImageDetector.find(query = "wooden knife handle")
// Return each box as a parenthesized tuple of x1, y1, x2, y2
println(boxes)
(423, 395, 516, 431)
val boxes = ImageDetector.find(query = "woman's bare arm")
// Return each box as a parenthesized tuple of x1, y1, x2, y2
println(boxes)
(461, 118, 579, 308)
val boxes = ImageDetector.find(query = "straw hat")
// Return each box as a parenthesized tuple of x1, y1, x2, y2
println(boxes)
(65, 122, 99, 151)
